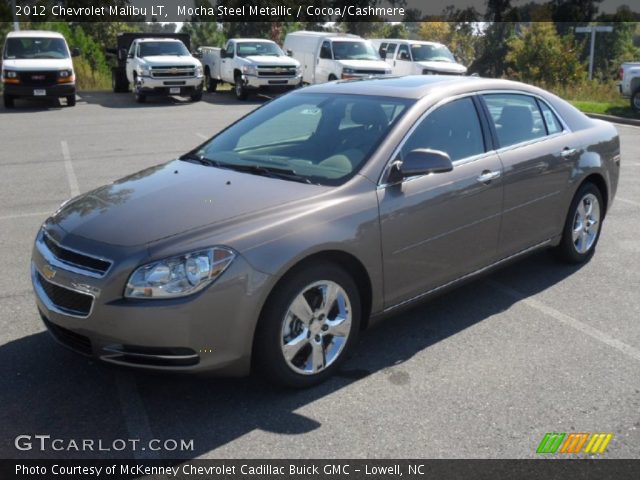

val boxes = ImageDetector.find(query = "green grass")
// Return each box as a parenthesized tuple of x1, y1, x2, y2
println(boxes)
(569, 100, 639, 119)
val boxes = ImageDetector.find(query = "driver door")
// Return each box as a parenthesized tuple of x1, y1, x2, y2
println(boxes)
(125, 42, 136, 82)
(377, 96, 504, 307)
(394, 44, 413, 76)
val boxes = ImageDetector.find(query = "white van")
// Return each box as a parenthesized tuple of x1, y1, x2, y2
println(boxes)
(370, 39, 467, 76)
(2, 30, 79, 108)
(283, 31, 391, 84)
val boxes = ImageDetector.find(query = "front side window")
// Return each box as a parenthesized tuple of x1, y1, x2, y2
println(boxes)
(3, 37, 69, 60)
(483, 93, 546, 148)
(331, 41, 379, 61)
(138, 41, 190, 57)
(320, 41, 332, 59)
(397, 44, 411, 61)
(410, 44, 456, 63)
(192, 93, 413, 185)
(401, 97, 485, 162)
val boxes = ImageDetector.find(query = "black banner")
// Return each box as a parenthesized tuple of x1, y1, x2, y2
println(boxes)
(3, 460, 640, 480)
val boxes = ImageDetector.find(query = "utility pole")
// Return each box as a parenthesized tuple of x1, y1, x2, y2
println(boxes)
(575, 25, 613, 81)
(11, 0, 20, 30)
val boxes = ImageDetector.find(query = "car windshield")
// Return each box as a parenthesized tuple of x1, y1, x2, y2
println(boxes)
(139, 41, 190, 57)
(190, 93, 413, 186)
(3, 37, 69, 59)
(236, 42, 283, 57)
(332, 41, 379, 61)
(410, 44, 456, 62)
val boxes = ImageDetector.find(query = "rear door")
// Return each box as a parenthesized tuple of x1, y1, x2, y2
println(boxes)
(377, 96, 504, 307)
(479, 92, 577, 256)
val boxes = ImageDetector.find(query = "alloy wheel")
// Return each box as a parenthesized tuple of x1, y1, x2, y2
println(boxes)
(572, 192, 601, 254)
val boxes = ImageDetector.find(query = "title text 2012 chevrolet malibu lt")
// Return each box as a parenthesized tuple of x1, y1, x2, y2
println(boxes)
(32, 76, 620, 387)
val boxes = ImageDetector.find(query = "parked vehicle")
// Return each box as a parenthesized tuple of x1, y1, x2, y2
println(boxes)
(32, 76, 620, 387)
(283, 31, 391, 84)
(2, 30, 79, 108)
(371, 38, 467, 76)
(619, 62, 640, 112)
(199, 39, 302, 100)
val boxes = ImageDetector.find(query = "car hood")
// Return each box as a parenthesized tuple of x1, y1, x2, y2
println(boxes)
(50, 160, 329, 247)
(416, 61, 467, 74)
(242, 55, 299, 67)
(337, 59, 389, 71)
(2, 58, 73, 71)
(140, 56, 200, 67)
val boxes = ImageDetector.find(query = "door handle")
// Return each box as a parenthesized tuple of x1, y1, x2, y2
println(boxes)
(560, 147, 577, 157)
(477, 170, 501, 184)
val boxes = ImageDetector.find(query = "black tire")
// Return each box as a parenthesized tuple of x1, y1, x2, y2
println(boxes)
(133, 75, 146, 103)
(112, 69, 129, 93)
(234, 74, 248, 100)
(328, 74, 338, 82)
(205, 69, 217, 92)
(3, 94, 14, 108)
(66, 95, 76, 107)
(253, 262, 361, 388)
(191, 89, 203, 102)
(631, 87, 640, 113)
(554, 182, 604, 264)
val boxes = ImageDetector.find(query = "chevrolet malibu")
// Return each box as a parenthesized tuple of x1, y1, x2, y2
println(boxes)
(32, 76, 620, 387)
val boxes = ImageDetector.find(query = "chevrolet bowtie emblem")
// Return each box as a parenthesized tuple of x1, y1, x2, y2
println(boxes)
(42, 264, 56, 280)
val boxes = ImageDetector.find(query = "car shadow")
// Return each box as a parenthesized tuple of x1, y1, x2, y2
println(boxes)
(0, 250, 584, 460)
(0, 97, 69, 112)
(78, 91, 199, 109)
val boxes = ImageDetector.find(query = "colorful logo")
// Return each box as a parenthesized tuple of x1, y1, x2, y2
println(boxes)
(537, 432, 613, 454)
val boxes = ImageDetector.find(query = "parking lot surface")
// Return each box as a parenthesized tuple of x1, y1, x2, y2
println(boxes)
(1, 92, 639, 459)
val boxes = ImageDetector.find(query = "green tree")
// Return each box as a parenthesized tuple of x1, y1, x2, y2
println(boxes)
(505, 22, 586, 86)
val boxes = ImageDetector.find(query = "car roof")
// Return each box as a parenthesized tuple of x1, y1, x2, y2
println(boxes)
(298, 75, 543, 100)
(373, 38, 444, 47)
(7, 30, 65, 39)
(234, 38, 276, 43)
(135, 38, 184, 43)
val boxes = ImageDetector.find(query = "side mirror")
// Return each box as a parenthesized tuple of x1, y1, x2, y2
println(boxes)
(192, 50, 202, 59)
(388, 149, 453, 184)
(118, 48, 128, 61)
(221, 48, 227, 58)
(399, 52, 410, 61)
(286, 49, 293, 57)
(71, 47, 80, 57)
(380, 49, 386, 60)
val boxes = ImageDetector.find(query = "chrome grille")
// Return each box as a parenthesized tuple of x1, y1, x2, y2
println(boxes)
(150, 66, 195, 78)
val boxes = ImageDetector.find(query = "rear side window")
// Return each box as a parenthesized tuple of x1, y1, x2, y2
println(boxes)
(483, 94, 546, 148)
(537, 99, 564, 135)
(401, 97, 485, 162)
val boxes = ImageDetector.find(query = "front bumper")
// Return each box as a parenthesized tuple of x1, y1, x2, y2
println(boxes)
(30, 228, 272, 376)
(137, 76, 203, 96)
(3, 82, 75, 98)
(242, 73, 302, 90)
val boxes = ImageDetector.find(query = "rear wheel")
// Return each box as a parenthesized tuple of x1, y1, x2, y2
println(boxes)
(3, 94, 14, 108)
(554, 182, 604, 263)
(234, 73, 248, 100)
(112, 69, 129, 93)
(254, 262, 361, 388)
(205, 68, 217, 92)
(631, 87, 640, 112)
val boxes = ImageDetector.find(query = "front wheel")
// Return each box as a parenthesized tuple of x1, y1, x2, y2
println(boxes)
(254, 263, 361, 388)
(133, 76, 146, 103)
(234, 75, 248, 100)
(66, 95, 76, 107)
(3, 94, 15, 108)
(191, 89, 203, 102)
(554, 182, 604, 263)
(631, 87, 640, 112)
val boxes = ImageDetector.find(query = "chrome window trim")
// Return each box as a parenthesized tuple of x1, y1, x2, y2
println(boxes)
(37, 229, 113, 279)
(31, 262, 95, 319)
(377, 88, 573, 187)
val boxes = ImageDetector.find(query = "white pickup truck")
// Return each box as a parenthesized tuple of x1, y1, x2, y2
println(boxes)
(199, 39, 302, 100)
(125, 37, 204, 103)
(619, 62, 640, 112)
(370, 39, 467, 76)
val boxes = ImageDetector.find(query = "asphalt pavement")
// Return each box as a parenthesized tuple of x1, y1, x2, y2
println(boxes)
(0, 91, 639, 459)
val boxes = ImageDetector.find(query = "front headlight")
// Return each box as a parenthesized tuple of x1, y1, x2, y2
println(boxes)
(139, 67, 150, 77)
(4, 70, 18, 78)
(58, 69, 72, 78)
(125, 247, 235, 299)
(195, 65, 203, 77)
(241, 65, 256, 75)
(342, 68, 355, 75)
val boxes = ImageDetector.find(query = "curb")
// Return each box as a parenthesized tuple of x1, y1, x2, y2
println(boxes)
(585, 112, 640, 127)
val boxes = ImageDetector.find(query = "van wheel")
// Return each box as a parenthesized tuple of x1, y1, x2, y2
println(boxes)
(66, 95, 76, 107)
(3, 94, 14, 108)
(554, 182, 604, 264)
(328, 74, 337, 82)
(234, 74, 248, 100)
(253, 262, 361, 388)
(191, 90, 203, 102)
(631, 87, 640, 112)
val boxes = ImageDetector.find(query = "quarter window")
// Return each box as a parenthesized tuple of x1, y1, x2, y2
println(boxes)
(401, 97, 485, 162)
(483, 93, 546, 147)
(537, 99, 564, 135)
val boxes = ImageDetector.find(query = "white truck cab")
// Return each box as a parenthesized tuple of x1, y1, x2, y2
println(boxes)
(619, 62, 640, 112)
(370, 39, 467, 76)
(2, 30, 79, 108)
(125, 38, 203, 103)
(283, 31, 391, 84)
(199, 38, 301, 100)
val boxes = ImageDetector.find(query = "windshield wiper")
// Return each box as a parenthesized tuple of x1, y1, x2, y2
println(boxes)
(222, 164, 313, 184)
(180, 153, 220, 167)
